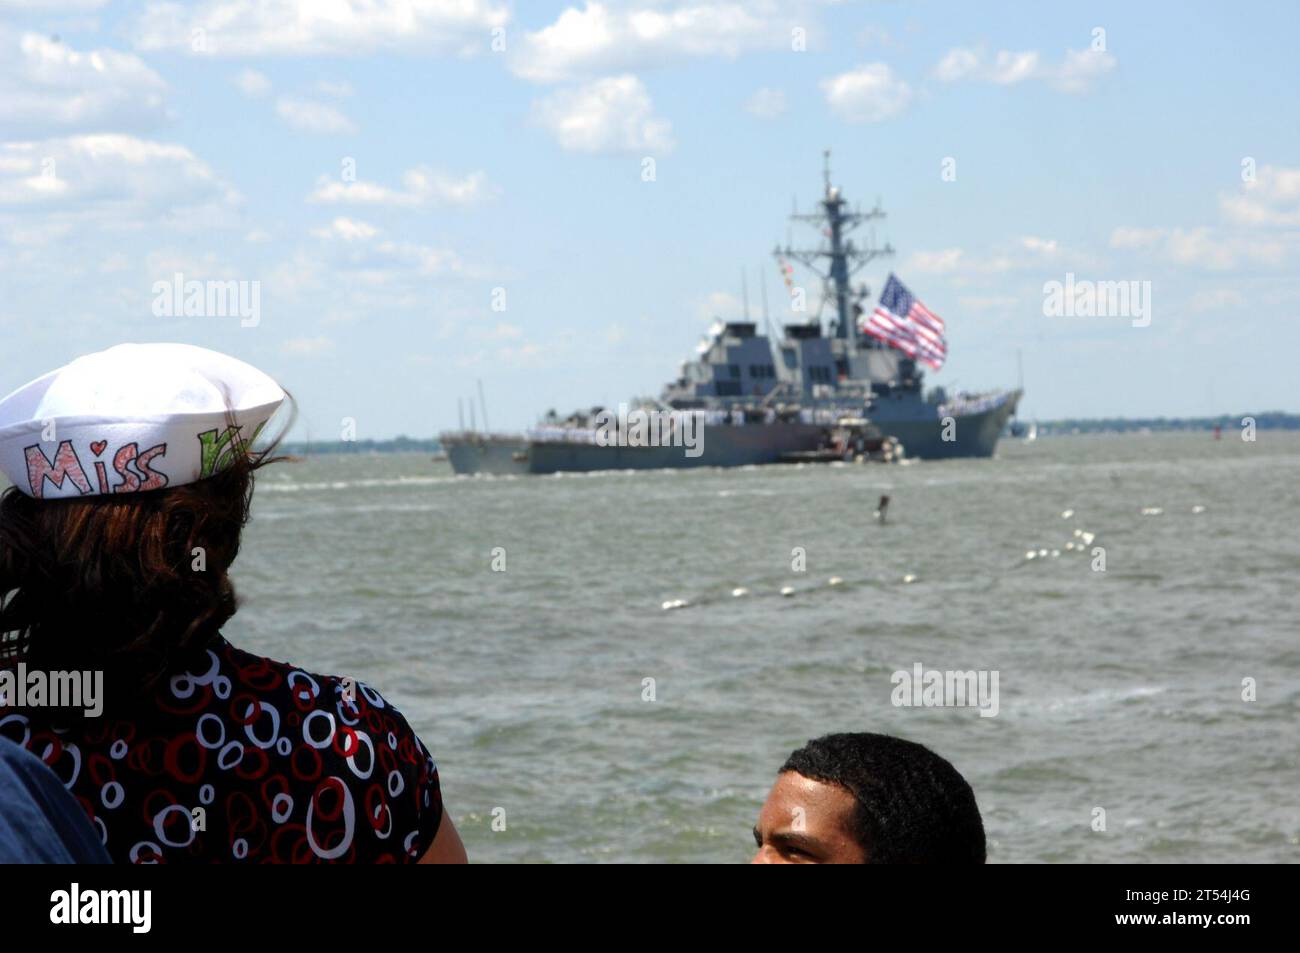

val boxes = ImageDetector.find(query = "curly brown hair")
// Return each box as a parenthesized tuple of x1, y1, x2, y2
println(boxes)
(0, 416, 287, 711)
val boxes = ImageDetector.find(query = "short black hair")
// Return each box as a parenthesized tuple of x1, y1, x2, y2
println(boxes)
(780, 732, 986, 863)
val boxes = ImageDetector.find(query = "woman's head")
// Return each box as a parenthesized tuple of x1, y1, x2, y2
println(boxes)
(0, 344, 291, 708)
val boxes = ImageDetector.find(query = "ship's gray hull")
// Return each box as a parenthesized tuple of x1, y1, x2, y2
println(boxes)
(444, 421, 826, 475)
(443, 392, 1019, 475)
(870, 391, 1021, 460)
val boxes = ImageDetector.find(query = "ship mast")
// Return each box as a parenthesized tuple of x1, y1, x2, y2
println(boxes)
(774, 149, 894, 344)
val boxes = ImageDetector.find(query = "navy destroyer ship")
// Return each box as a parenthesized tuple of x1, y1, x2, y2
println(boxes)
(443, 154, 1020, 475)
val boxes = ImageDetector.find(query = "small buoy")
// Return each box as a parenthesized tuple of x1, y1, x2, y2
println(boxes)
(1025, 550, 1037, 560)
(661, 599, 688, 611)
(902, 574, 917, 584)
(1073, 528, 1083, 538)
(780, 586, 795, 597)
(1037, 548, 1048, 558)
(1050, 549, 1061, 558)
(1064, 542, 1075, 551)
(731, 587, 749, 597)
(1080, 531, 1095, 545)
(1140, 507, 1163, 516)
(1061, 509, 1074, 519)
(1192, 505, 1206, 514)
(827, 576, 843, 586)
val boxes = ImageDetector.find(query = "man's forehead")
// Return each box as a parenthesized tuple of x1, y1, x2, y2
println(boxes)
(763, 772, 856, 821)
(758, 771, 867, 862)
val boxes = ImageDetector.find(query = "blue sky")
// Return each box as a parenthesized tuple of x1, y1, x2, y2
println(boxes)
(1, 0, 1296, 439)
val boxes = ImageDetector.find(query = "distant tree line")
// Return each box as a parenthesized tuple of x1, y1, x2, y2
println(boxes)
(279, 437, 444, 455)
(1035, 412, 1299, 435)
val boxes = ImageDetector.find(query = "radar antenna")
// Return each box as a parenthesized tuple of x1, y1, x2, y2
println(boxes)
(773, 149, 894, 344)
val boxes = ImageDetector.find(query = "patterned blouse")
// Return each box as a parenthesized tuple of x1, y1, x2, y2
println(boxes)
(0, 637, 443, 863)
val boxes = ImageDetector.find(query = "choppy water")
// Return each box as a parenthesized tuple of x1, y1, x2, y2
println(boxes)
(234, 432, 1300, 863)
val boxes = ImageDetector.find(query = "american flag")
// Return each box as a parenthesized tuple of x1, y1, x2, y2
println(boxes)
(859, 273, 947, 370)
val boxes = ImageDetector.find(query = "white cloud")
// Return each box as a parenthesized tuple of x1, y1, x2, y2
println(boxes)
(485, 322, 523, 340)
(0, 0, 108, 9)
(142, 247, 241, 281)
(906, 237, 1071, 277)
(1108, 227, 1165, 251)
(695, 290, 743, 322)
(265, 215, 471, 323)
(308, 166, 497, 207)
(959, 294, 1021, 312)
(933, 46, 1115, 93)
(1112, 169, 1300, 274)
(936, 48, 1041, 85)
(511, 1, 803, 84)
(132, 0, 509, 56)
(281, 336, 335, 355)
(98, 251, 131, 273)
(311, 216, 378, 241)
(1188, 288, 1245, 312)
(1220, 165, 1300, 227)
(493, 342, 547, 368)
(987, 50, 1040, 85)
(0, 134, 237, 224)
(905, 248, 970, 275)
(1109, 225, 1285, 270)
(1169, 230, 1284, 270)
(533, 75, 674, 154)
(1053, 48, 1117, 94)
(275, 96, 356, 134)
(233, 68, 271, 98)
(0, 29, 168, 137)
(309, 215, 462, 275)
(933, 47, 980, 83)
(821, 63, 911, 123)
(315, 79, 354, 98)
(1020, 236, 1059, 257)
(744, 87, 786, 120)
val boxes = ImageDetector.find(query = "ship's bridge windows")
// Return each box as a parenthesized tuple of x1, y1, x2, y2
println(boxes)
(729, 364, 741, 379)
(715, 381, 741, 397)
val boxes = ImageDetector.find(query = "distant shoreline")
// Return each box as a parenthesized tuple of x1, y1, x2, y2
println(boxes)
(277, 412, 1298, 455)
(1027, 411, 1297, 436)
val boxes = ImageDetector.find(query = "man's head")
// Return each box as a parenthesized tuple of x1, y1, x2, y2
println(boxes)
(752, 732, 986, 864)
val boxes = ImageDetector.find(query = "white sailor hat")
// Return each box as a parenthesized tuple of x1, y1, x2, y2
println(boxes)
(0, 343, 285, 500)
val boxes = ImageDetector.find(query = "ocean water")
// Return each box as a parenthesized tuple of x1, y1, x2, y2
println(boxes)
(233, 432, 1300, 863)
